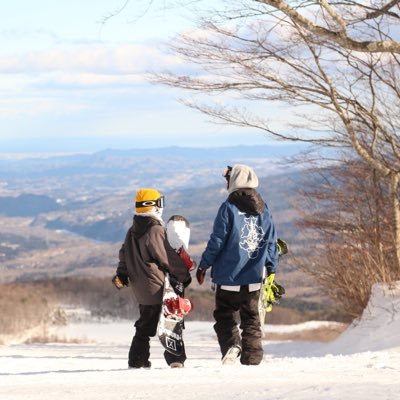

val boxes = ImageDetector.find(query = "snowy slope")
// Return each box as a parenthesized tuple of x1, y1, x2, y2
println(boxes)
(0, 283, 399, 400)
(326, 282, 400, 354)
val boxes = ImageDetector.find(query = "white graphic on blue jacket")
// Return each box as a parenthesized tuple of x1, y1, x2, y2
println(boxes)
(239, 216, 267, 258)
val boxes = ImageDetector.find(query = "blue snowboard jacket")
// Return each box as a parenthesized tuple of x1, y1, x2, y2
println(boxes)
(198, 194, 278, 286)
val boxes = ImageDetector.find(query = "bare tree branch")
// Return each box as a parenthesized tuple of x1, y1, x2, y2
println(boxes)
(365, 0, 400, 20)
(256, 0, 400, 53)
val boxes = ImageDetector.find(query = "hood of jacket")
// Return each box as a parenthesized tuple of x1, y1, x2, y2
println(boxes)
(132, 215, 161, 239)
(227, 164, 259, 194)
(228, 188, 265, 215)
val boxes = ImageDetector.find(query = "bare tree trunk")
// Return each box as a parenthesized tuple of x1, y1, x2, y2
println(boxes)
(390, 172, 400, 273)
(373, 170, 385, 269)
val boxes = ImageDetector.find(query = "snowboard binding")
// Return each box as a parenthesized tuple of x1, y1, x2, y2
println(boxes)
(163, 293, 193, 318)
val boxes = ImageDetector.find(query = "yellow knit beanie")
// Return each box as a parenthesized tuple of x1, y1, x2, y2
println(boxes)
(135, 188, 163, 213)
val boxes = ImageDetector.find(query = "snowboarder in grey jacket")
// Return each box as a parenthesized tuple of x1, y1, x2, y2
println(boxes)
(196, 165, 278, 365)
(113, 188, 191, 368)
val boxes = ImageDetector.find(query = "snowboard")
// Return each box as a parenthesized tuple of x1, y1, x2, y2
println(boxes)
(259, 239, 287, 328)
(157, 272, 192, 356)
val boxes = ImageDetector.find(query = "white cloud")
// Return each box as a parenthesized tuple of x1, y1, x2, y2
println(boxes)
(0, 95, 90, 118)
(31, 72, 146, 90)
(0, 43, 182, 75)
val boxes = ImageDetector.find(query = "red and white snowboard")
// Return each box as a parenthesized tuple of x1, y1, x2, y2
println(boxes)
(159, 216, 194, 356)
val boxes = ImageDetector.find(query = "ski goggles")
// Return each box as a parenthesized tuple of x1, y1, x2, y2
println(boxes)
(135, 196, 165, 209)
(223, 166, 232, 179)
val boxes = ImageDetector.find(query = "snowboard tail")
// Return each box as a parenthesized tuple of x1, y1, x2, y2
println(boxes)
(158, 314, 185, 356)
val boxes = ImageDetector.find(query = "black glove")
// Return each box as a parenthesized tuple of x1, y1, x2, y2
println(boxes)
(196, 268, 206, 285)
(169, 274, 185, 296)
(183, 276, 192, 288)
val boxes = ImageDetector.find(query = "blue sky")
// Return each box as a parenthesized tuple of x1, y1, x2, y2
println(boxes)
(0, 0, 288, 153)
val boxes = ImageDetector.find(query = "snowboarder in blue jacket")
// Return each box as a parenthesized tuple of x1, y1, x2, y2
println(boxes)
(196, 164, 278, 365)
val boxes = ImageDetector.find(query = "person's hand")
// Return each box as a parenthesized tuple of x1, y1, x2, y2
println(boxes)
(169, 274, 185, 296)
(196, 268, 206, 285)
(112, 274, 129, 290)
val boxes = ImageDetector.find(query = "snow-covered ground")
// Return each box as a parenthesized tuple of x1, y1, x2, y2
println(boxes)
(1, 283, 400, 400)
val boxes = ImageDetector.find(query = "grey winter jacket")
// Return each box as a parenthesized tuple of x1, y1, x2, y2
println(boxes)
(117, 215, 190, 305)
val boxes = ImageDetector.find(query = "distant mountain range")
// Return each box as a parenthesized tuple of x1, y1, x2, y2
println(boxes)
(2, 170, 303, 244)
(0, 145, 303, 180)
(0, 145, 307, 244)
(0, 145, 326, 315)
(0, 145, 311, 283)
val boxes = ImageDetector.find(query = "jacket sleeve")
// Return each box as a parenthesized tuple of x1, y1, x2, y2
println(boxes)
(265, 210, 279, 275)
(116, 243, 129, 284)
(147, 225, 191, 284)
(198, 202, 231, 270)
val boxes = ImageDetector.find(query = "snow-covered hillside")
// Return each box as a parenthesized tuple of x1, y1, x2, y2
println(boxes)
(0, 283, 399, 400)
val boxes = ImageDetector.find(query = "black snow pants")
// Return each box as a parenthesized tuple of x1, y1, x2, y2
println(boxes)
(128, 304, 186, 368)
(213, 285, 263, 365)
